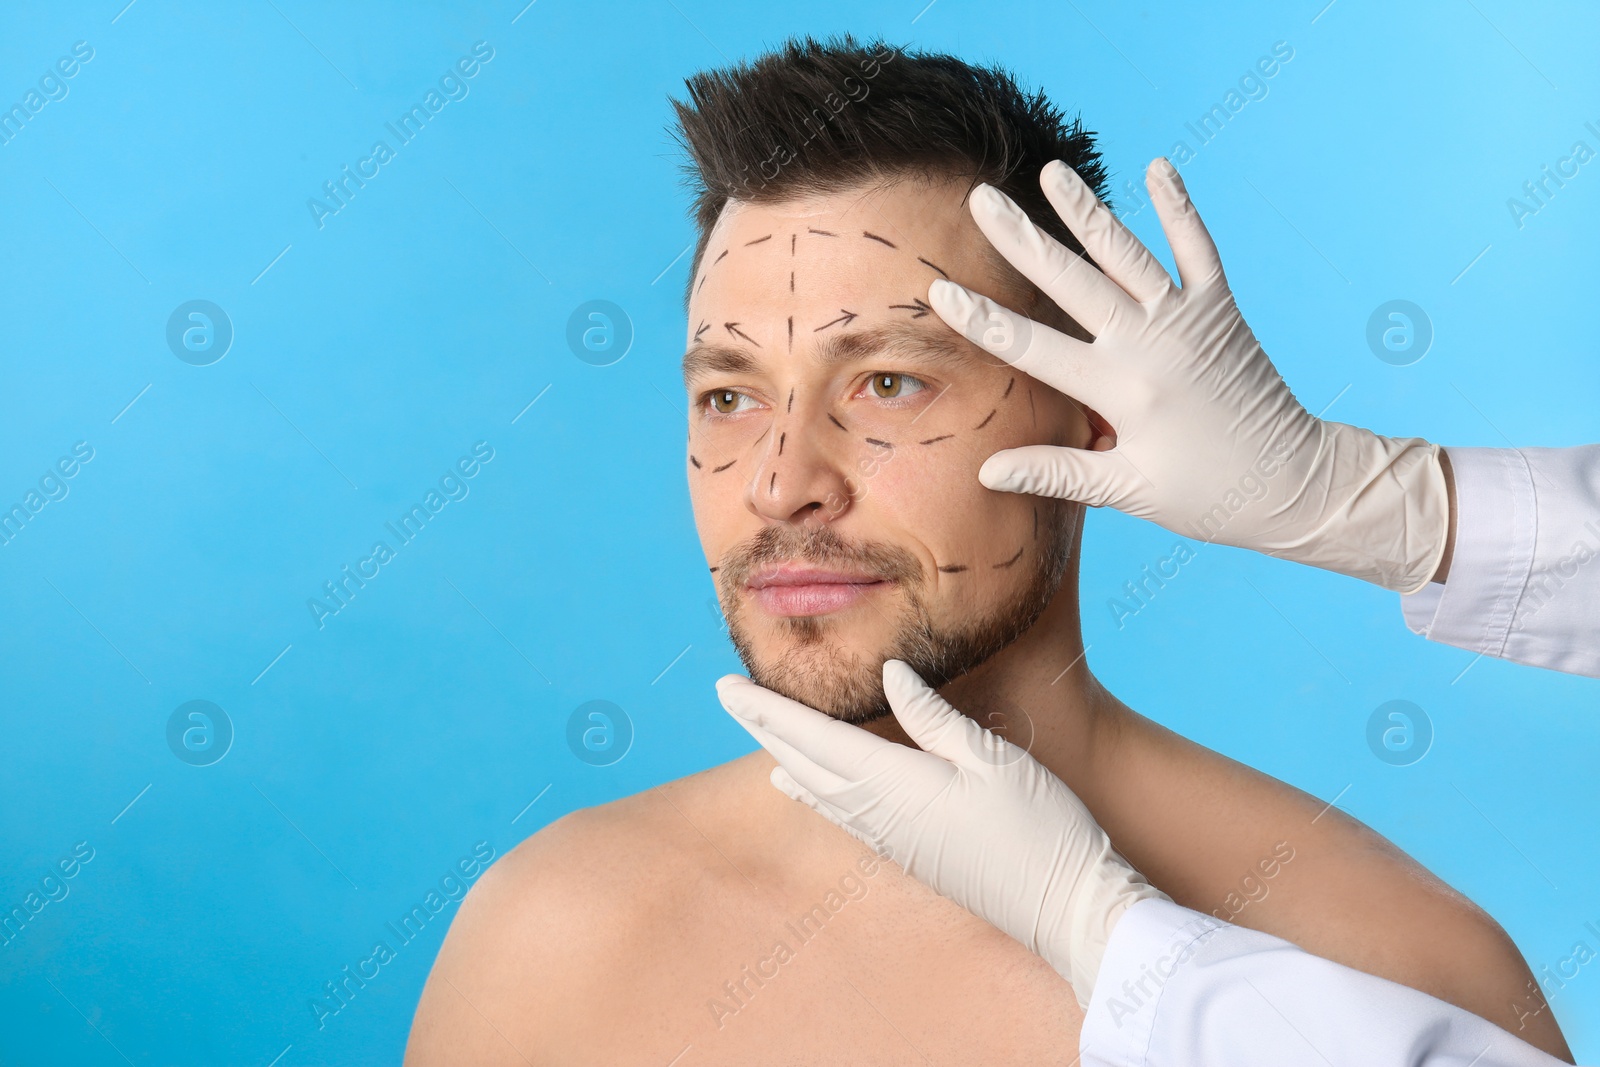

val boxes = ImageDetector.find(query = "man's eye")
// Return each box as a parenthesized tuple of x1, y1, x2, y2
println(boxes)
(869, 373, 926, 399)
(708, 389, 753, 414)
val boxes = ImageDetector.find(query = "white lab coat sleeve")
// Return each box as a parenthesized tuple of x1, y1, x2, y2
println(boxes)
(1079, 897, 1563, 1067)
(1400, 445, 1600, 678)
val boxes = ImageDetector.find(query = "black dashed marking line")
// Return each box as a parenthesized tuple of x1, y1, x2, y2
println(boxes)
(827, 413, 847, 431)
(862, 231, 897, 248)
(888, 298, 932, 318)
(713, 248, 729, 264)
(769, 471, 776, 494)
(790, 233, 796, 255)
(807, 227, 837, 236)
(778, 431, 786, 455)
(693, 321, 710, 343)
(787, 316, 793, 350)
(918, 434, 954, 445)
(937, 564, 969, 573)
(697, 274, 708, 293)
(709, 566, 719, 572)
(1029, 386, 1036, 427)
(786, 388, 794, 413)
(973, 408, 997, 430)
(918, 257, 949, 277)
(992, 545, 1025, 569)
(690, 455, 702, 469)
(744, 234, 772, 246)
(789, 270, 794, 292)
(711, 459, 738, 473)
(814, 310, 859, 332)
(1002, 376, 1015, 399)
(864, 438, 893, 449)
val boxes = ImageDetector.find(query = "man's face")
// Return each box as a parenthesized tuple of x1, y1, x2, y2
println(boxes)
(684, 177, 1095, 723)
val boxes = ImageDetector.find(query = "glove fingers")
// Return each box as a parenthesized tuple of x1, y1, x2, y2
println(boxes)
(978, 445, 1124, 509)
(720, 699, 854, 801)
(770, 766, 879, 851)
(1146, 158, 1226, 292)
(966, 182, 1128, 335)
(927, 281, 1104, 412)
(716, 675, 888, 787)
(1040, 160, 1174, 305)
(883, 660, 1000, 769)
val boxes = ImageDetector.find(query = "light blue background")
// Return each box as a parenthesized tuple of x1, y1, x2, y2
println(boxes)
(1, 0, 1596, 1062)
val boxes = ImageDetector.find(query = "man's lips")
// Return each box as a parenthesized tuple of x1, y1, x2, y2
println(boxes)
(746, 565, 890, 617)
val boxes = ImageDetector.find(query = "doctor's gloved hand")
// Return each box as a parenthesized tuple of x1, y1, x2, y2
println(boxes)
(715, 660, 1167, 1010)
(931, 157, 1450, 593)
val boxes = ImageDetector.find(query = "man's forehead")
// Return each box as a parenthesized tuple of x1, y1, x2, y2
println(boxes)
(682, 179, 1013, 378)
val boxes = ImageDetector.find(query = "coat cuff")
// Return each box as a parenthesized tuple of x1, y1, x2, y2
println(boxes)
(1399, 446, 1536, 658)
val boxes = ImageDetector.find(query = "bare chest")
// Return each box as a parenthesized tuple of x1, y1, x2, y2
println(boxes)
(569, 854, 1084, 1066)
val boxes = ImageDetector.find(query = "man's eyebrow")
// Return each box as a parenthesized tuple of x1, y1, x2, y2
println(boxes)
(681, 321, 977, 386)
(814, 321, 977, 371)
(682, 343, 759, 386)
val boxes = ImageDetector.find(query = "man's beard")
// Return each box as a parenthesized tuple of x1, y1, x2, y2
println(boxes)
(716, 506, 1075, 724)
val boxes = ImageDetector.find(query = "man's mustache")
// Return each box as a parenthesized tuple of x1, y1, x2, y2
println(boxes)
(717, 525, 924, 593)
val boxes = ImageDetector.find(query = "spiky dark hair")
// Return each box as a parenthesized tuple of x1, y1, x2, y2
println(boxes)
(669, 35, 1110, 309)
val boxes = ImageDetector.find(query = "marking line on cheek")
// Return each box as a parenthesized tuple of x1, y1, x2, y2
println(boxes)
(744, 234, 772, 246)
(787, 388, 794, 413)
(917, 256, 950, 278)
(789, 270, 794, 292)
(918, 434, 953, 445)
(827, 413, 847, 431)
(769, 471, 777, 495)
(712, 459, 738, 473)
(709, 566, 719, 572)
(787, 316, 793, 350)
(993, 545, 1025, 569)
(973, 408, 997, 430)
(862, 231, 897, 248)
(693, 321, 710, 344)
(807, 227, 837, 237)
(697, 274, 708, 293)
(778, 431, 786, 455)
(1002, 376, 1015, 398)
(864, 438, 893, 450)
(690, 455, 702, 469)
(791, 233, 796, 255)
(937, 563, 968, 573)
(713, 248, 729, 264)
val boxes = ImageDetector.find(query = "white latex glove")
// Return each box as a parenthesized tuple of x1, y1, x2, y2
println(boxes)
(715, 659, 1168, 1009)
(928, 157, 1449, 594)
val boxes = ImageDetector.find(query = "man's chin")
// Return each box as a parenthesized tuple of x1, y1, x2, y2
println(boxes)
(734, 626, 895, 725)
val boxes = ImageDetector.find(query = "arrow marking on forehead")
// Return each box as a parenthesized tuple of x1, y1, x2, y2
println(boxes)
(814, 310, 859, 332)
(724, 322, 760, 347)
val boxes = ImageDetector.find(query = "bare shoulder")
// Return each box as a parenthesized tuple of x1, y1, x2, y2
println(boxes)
(404, 762, 744, 1065)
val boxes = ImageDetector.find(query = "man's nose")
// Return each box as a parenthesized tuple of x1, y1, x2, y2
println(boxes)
(744, 398, 863, 526)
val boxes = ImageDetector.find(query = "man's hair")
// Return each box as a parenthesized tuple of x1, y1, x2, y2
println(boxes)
(669, 35, 1110, 316)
